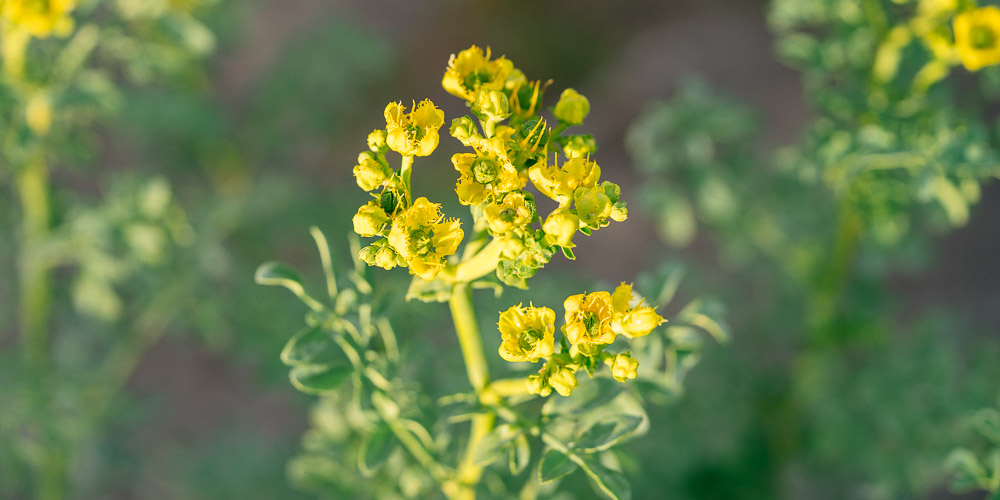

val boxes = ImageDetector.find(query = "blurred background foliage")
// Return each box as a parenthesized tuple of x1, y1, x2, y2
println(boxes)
(0, 0, 998, 499)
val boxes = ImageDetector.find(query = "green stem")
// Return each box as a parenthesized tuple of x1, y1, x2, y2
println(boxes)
(401, 155, 414, 206)
(448, 282, 493, 499)
(18, 154, 52, 373)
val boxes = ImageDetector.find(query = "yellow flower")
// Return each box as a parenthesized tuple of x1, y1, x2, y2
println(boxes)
(553, 88, 590, 126)
(384, 99, 445, 157)
(452, 137, 521, 206)
(529, 156, 601, 205)
(563, 291, 616, 355)
(353, 152, 390, 192)
(484, 191, 535, 234)
(954, 6, 1000, 71)
(609, 353, 639, 383)
(542, 209, 579, 248)
(2, 0, 76, 38)
(367, 129, 388, 153)
(609, 282, 665, 338)
(352, 202, 389, 237)
(442, 45, 514, 102)
(497, 304, 556, 363)
(387, 197, 463, 280)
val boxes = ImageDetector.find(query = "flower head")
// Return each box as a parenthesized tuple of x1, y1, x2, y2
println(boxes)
(529, 156, 601, 205)
(498, 304, 556, 363)
(2, 0, 76, 38)
(442, 45, 514, 102)
(553, 88, 590, 126)
(387, 197, 463, 279)
(563, 291, 616, 355)
(385, 100, 445, 157)
(452, 137, 521, 205)
(609, 282, 665, 338)
(955, 6, 1000, 71)
(484, 191, 535, 234)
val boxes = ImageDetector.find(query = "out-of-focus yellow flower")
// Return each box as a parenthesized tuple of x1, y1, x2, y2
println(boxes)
(529, 156, 601, 205)
(387, 197, 463, 279)
(609, 353, 639, 383)
(2, 0, 76, 38)
(563, 291, 616, 355)
(497, 304, 555, 363)
(442, 45, 514, 102)
(354, 152, 390, 192)
(542, 209, 579, 248)
(352, 202, 389, 237)
(452, 137, 520, 205)
(384, 99, 445, 157)
(609, 282, 665, 338)
(954, 6, 1000, 71)
(553, 88, 590, 126)
(367, 129, 388, 153)
(484, 191, 535, 234)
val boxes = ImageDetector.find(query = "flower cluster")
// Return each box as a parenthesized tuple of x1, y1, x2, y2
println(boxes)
(352, 99, 464, 280)
(497, 282, 665, 397)
(1, 0, 76, 39)
(443, 45, 627, 287)
(874, 1, 1000, 90)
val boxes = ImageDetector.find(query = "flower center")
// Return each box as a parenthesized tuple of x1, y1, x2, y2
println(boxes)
(463, 70, 492, 92)
(518, 328, 542, 351)
(379, 191, 399, 215)
(403, 123, 425, 143)
(472, 158, 499, 184)
(409, 229, 433, 257)
(499, 206, 519, 223)
(582, 312, 602, 337)
(972, 25, 997, 50)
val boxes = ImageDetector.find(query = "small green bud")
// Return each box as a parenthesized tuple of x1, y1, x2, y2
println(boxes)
(518, 117, 549, 153)
(374, 244, 399, 270)
(601, 181, 621, 203)
(609, 353, 639, 383)
(475, 89, 511, 122)
(573, 186, 613, 227)
(367, 129, 388, 153)
(562, 134, 596, 158)
(553, 88, 590, 126)
(450, 116, 481, 147)
(359, 244, 379, 266)
(527, 374, 551, 397)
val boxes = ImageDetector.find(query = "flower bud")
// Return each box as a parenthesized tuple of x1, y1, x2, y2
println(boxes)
(527, 374, 551, 397)
(562, 134, 596, 159)
(374, 244, 400, 270)
(601, 181, 621, 203)
(449, 116, 481, 147)
(610, 353, 639, 383)
(553, 88, 590, 126)
(518, 117, 549, 153)
(367, 129, 388, 153)
(548, 366, 578, 397)
(475, 89, 511, 122)
(574, 186, 613, 227)
(543, 210, 579, 248)
(352, 202, 389, 237)
(621, 306, 665, 337)
(354, 152, 389, 192)
(611, 202, 628, 222)
(359, 244, 379, 266)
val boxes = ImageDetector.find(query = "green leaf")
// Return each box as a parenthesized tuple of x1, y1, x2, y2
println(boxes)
(280, 325, 334, 366)
(509, 434, 530, 476)
(578, 456, 632, 500)
(945, 448, 986, 490)
(676, 299, 730, 343)
(256, 261, 325, 311)
(289, 363, 352, 394)
(975, 409, 1000, 446)
(474, 424, 521, 466)
(538, 449, 576, 483)
(358, 425, 395, 476)
(575, 415, 643, 453)
(561, 246, 576, 260)
(543, 377, 622, 416)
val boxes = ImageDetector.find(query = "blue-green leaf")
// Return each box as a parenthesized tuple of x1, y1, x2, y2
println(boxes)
(578, 457, 632, 500)
(280, 325, 334, 366)
(289, 363, 352, 394)
(576, 415, 643, 453)
(358, 425, 395, 476)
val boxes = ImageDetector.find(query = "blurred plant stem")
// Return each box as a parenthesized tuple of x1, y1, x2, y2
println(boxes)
(448, 282, 494, 499)
(17, 152, 65, 500)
